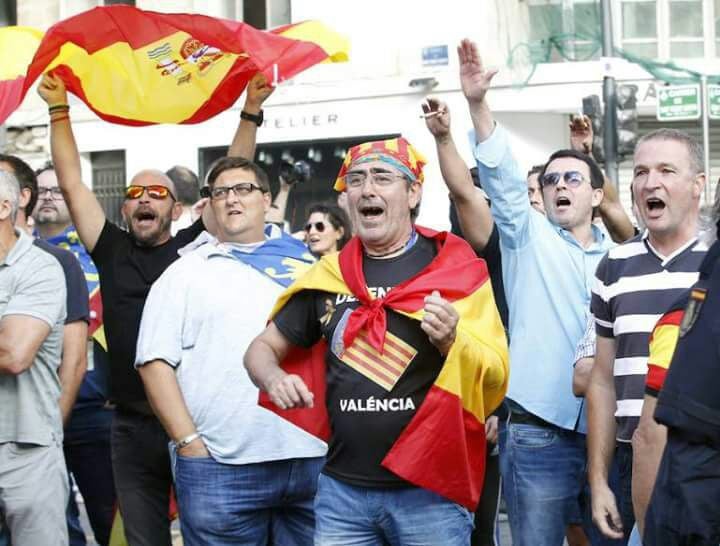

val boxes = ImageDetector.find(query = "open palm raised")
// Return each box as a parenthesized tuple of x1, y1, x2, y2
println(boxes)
(457, 39, 498, 104)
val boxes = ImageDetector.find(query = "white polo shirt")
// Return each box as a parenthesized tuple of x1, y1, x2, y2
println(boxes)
(135, 235, 326, 465)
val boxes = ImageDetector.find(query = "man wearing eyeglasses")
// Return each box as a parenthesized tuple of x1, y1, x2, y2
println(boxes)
(134, 156, 323, 545)
(587, 129, 706, 543)
(32, 162, 117, 546)
(459, 39, 614, 545)
(38, 73, 208, 546)
(244, 137, 508, 545)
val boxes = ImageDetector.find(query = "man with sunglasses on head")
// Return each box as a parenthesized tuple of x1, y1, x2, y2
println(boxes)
(459, 39, 614, 545)
(587, 129, 706, 543)
(135, 156, 323, 545)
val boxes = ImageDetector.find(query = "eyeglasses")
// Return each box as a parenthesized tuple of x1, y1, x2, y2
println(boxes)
(38, 186, 64, 199)
(344, 170, 406, 189)
(204, 182, 266, 200)
(125, 185, 176, 201)
(305, 221, 328, 233)
(539, 171, 587, 188)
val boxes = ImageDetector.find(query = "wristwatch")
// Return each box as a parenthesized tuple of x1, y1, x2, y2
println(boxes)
(175, 432, 200, 450)
(241, 109, 264, 126)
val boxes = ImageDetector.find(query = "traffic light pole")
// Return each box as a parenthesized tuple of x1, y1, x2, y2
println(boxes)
(601, 0, 619, 186)
(701, 75, 711, 203)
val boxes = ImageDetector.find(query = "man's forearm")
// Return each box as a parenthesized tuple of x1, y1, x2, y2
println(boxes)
(138, 361, 198, 443)
(244, 337, 286, 391)
(228, 101, 262, 158)
(51, 118, 84, 191)
(468, 100, 495, 144)
(58, 322, 88, 425)
(265, 185, 290, 224)
(436, 137, 475, 200)
(632, 396, 667, 536)
(587, 378, 618, 487)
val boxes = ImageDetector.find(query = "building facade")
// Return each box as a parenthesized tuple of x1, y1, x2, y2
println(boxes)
(2, 0, 718, 229)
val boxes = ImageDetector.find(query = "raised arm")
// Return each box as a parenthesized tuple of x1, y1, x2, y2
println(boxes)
(228, 73, 274, 158)
(458, 39, 532, 249)
(569, 115, 635, 243)
(423, 97, 494, 251)
(38, 74, 106, 252)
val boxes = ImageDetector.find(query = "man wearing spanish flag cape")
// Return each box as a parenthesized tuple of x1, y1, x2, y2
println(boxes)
(245, 137, 509, 545)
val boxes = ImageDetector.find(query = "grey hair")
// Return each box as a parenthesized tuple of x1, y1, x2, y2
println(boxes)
(636, 128, 704, 175)
(0, 170, 21, 223)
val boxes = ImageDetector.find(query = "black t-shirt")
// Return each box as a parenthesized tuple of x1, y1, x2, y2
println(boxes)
(274, 235, 445, 488)
(479, 225, 508, 330)
(90, 219, 204, 404)
(34, 238, 89, 324)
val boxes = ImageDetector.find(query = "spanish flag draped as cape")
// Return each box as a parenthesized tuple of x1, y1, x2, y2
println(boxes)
(260, 226, 509, 510)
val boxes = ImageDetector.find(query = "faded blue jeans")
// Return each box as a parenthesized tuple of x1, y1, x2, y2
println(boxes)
(314, 473, 474, 546)
(499, 419, 589, 546)
(174, 455, 323, 546)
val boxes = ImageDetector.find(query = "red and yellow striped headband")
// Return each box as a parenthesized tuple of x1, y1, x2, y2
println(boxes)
(334, 137, 427, 191)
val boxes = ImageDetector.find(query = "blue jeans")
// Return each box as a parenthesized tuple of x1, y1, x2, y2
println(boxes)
(314, 473, 474, 546)
(174, 455, 323, 546)
(499, 419, 588, 546)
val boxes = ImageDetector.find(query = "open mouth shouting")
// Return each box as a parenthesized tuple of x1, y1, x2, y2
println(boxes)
(555, 195, 572, 211)
(133, 208, 157, 228)
(645, 197, 666, 219)
(358, 203, 385, 223)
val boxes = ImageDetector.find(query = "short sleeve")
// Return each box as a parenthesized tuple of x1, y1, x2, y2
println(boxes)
(573, 313, 596, 364)
(591, 254, 614, 338)
(56, 249, 90, 324)
(135, 261, 187, 368)
(645, 307, 684, 398)
(273, 290, 324, 348)
(4, 259, 66, 327)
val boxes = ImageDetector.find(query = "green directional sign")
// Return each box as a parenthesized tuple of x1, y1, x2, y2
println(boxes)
(708, 85, 720, 120)
(657, 85, 701, 121)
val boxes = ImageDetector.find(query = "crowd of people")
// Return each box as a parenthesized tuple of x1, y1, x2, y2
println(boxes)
(0, 37, 718, 546)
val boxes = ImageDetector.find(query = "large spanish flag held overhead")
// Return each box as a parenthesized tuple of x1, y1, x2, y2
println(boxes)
(0, 26, 44, 125)
(15, 6, 348, 126)
(260, 227, 509, 510)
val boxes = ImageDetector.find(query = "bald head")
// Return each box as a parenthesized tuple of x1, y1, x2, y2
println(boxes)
(122, 169, 182, 247)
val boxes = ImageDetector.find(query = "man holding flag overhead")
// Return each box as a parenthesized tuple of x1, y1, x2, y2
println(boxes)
(245, 137, 509, 545)
(135, 156, 325, 546)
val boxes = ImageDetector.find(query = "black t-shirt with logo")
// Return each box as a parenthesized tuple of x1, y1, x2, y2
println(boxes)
(90, 219, 204, 405)
(273, 235, 446, 487)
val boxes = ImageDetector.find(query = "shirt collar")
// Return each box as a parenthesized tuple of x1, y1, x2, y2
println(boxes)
(1, 228, 32, 267)
(553, 222, 608, 252)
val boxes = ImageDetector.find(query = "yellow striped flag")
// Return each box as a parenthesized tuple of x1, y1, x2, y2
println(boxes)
(1, 6, 348, 125)
(0, 26, 44, 124)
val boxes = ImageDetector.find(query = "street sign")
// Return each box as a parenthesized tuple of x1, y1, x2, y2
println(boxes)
(708, 84, 720, 120)
(657, 85, 701, 121)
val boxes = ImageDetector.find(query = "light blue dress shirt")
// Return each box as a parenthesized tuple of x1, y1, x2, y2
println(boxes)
(472, 124, 614, 431)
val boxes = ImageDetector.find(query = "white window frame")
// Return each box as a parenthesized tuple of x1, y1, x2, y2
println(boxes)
(614, 0, 718, 59)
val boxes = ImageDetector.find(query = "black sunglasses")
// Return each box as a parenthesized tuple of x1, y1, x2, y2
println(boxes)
(305, 221, 327, 233)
